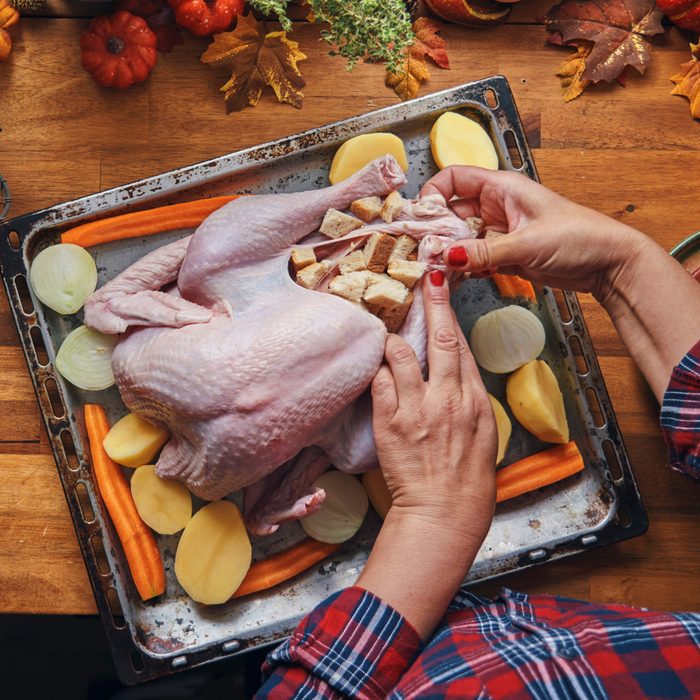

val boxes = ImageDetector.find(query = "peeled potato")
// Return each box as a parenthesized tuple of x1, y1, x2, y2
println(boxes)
(103, 413, 169, 468)
(487, 394, 512, 465)
(130, 466, 192, 535)
(329, 133, 409, 184)
(175, 501, 252, 605)
(361, 470, 392, 520)
(430, 111, 499, 171)
(507, 360, 569, 444)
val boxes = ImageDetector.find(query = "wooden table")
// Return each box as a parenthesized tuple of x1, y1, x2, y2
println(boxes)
(1, 0, 699, 616)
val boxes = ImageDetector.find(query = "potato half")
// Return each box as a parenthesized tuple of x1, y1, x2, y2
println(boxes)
(130, 465, 192, 535)
(430, 111, 499, 171)
(329, 133, 409, 184)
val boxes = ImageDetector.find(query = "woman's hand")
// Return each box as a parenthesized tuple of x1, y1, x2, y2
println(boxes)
(423, 166, 700, 401)
(371, 269, 497, 543)
(421, 166, 648, 303)
(356, 271, 497, 640)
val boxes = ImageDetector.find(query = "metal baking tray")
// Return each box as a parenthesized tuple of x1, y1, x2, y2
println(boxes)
(0, 76, 647, 685)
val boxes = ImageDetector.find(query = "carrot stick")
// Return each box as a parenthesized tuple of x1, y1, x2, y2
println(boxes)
(493, 273, 536, 302)
(84, 404, 165, 600)
(232, 539, 340, 599)
(61, 196, 240, 248)
(496, 441, 584, 504)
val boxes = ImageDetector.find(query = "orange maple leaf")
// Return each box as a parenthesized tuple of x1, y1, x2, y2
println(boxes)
(201, 13, 306, 113)
(670, 43, 700, 120)
(386, 18, 449, 102)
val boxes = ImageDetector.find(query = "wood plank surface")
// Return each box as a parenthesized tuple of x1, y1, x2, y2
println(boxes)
(1, 2, 699, 616)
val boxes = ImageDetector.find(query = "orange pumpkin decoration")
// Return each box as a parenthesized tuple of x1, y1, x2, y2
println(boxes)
(0, 0, 19, 62)
(656, 0, 700, 32)
(168, 0, 244, 37)
(80, 10, 158, 89)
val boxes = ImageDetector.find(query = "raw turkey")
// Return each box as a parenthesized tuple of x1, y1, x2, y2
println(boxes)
(84, 156, 477, 535)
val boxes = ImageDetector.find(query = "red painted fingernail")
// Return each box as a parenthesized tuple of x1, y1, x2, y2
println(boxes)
(447, 247, 468, 267)
(430, 270, 445, 286)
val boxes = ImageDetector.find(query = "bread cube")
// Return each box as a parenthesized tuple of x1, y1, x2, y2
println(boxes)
(389, 234, 418, 261)
(329, 272, 370, 303)
(319, 208, 363, 239)
(291, 247, 317, 272)
(296, 261, 331, 289)
(380, 191, 404, 223)
(338, 250, 367, 274)
(363, 233, 396, 273)
(350, 196, 383, 222)
(387, 259, 426, 289)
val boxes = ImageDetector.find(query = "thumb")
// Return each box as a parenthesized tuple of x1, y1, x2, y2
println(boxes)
(443, 234, 526, 273)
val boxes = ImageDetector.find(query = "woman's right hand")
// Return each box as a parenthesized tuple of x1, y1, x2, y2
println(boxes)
(421, 166, 649, 303)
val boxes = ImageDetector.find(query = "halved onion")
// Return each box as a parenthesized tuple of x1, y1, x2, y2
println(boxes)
(55, 325, 118, 391)
(470, 305, 546, 374)
(29, 244, 97, 314)
(301, 471, 368, 544)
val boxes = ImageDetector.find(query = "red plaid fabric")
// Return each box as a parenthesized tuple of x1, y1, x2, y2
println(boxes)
(256, 341, 700, 699)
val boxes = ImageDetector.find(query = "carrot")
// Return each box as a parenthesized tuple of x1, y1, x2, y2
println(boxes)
(493, 273, 537, 302)
(61, 196, 240, 248)
(232, 538, 340, 599)
(496, 441, 584, 504)
(84, 404, 165, 600)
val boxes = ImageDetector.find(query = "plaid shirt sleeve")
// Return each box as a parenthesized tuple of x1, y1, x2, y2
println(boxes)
(660, 338, 700, 480)
(256, 586, 423, 700)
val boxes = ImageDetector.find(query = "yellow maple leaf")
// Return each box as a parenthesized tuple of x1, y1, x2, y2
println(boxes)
(385, 47, 430, 102)
(556, 44, 593, 103)
(201, 13, 306, 113)
(670, 43, 700, 120)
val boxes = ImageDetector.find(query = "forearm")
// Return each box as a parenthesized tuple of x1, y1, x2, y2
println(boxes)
(356, 508, 489, 641)
(598, 235, 700, 401)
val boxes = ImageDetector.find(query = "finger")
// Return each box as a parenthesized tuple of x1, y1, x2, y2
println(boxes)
(453, 318, 488, 396)
(371, 364, 398, 421)
(383, 334, 425, 408)
(442, 235, 527, 273)
(449, 198, 479, 220)
(420, 165, 498, 202)
(423, 270, 462, 389)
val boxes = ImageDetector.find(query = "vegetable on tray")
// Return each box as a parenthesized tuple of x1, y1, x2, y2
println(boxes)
(103, 412, 170, 468)
(61, 195, 239, 248)
(488, 393, 512, 465)
(300, 471, 369, 544)
(470, 305, 546, 374)
(492, 274, 537, 302)
(29, 243, 98, 314)
(232, 538, 341, 599)
(130, 465, 192, 535)
(329, 133, 409, 185)
(56, 326, 118, 391)
(507, 359, 570, 444)
(430, 111, 499, 171)
(175, 500, 252, 605)
(84, 404, 166, 600)
(362, 469, 392, 519)
(496, 441, 584, 503)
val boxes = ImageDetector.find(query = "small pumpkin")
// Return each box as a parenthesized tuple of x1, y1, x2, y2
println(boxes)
(0, 28, 11, 61)
(0, 0, 19, 31)
(80, 11, 158, 89)
(656, 0, 700, 32)
(168, 0, 244, 37)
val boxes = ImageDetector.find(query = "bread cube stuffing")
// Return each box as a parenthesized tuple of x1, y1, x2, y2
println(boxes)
(338, 250, 367, 274)
(380, 191, 404, 223)
(319, 208, 363, 239)
(329, 272, 369, 303)
(296, 261, 331, 289)
(363, 233, 396, 273)
(291, 247, 317, 272)
(363, 276, 409, 308)
(389, 233, 418, 261)
(387, 259, 426, 289)
(350, 196, 383, 222)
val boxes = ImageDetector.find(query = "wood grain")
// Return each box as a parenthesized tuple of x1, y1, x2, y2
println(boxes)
(1, 9, 699, 615)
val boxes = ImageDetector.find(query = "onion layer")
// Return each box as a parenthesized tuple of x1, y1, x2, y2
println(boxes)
(470, 305, 546, 374)
(55, 325, 118, 391)
(29, 244, 97, 314)
(301, 471, 368, 544)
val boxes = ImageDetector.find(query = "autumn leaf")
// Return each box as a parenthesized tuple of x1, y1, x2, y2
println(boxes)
(670, 43, 700, 120)
(412, 17, 450, 70)
(556, 43, 592, 102)
(201, 13, 306, 113)
(545, 0, 664, 83)
(386, 18, 449, 102)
